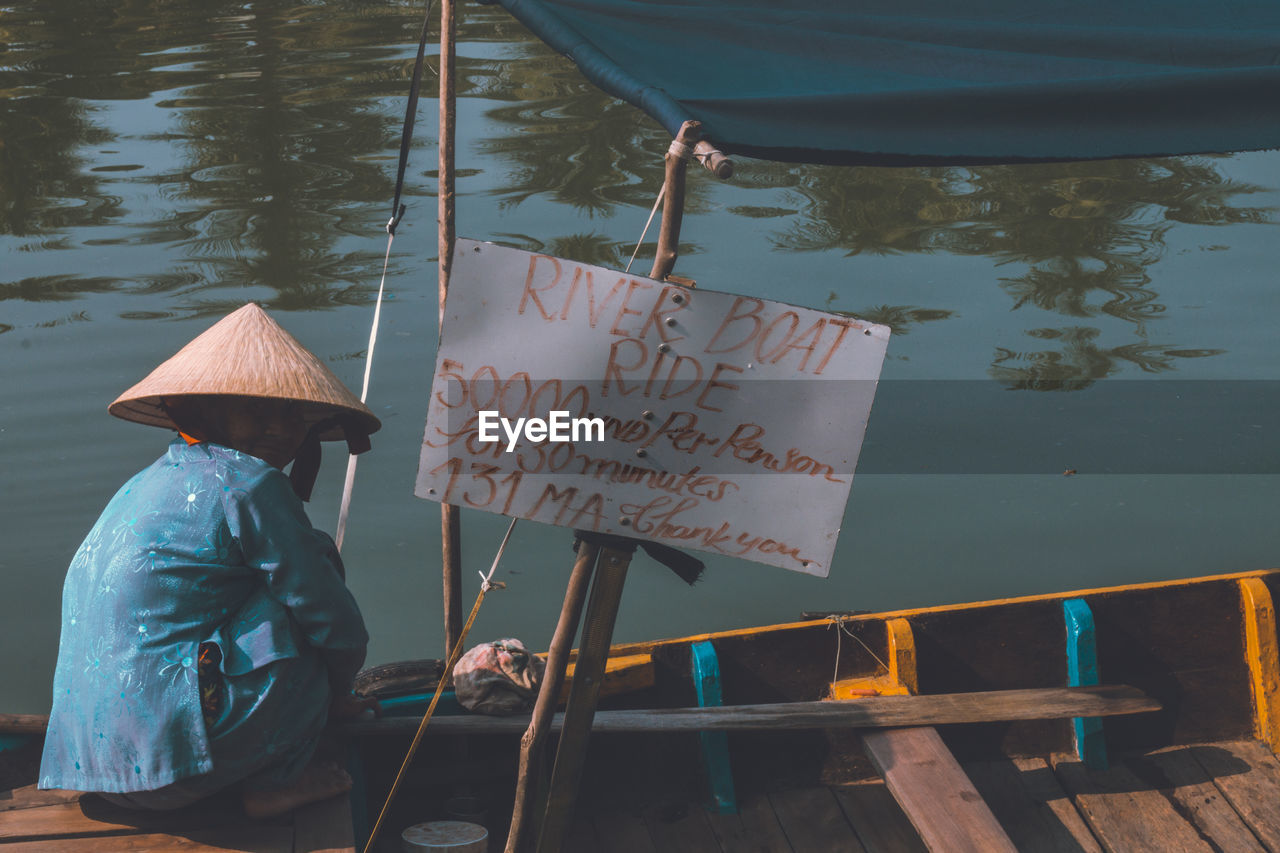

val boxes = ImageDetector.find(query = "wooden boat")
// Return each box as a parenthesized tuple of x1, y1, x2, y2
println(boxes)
(6, 566, 1280, 851)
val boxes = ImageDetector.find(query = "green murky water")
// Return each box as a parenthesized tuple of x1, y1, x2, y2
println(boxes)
(3, 0, 1279, 712)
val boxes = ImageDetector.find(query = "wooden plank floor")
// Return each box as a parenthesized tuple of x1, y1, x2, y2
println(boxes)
(0, 782, 354, 852)
(8, 740, 1280, 852)
(570, 740, 1280, 852)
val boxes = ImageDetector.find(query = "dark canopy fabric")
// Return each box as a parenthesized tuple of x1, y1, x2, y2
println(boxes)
(491, 0, 1280, 165)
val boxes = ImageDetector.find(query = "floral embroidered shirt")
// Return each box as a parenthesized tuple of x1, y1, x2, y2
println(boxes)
(39, 439, 368, 793)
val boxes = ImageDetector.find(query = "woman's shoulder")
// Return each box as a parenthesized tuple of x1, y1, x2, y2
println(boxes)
(170, 440, 288, 494)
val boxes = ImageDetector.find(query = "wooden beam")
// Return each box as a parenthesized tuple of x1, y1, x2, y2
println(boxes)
(830, 617, 916, 698)
(538, 542, 635, 852)
(0, 793, 252, 842)
(505, 538, 600, 853)
(887, 617, 917, 693)
(693, 139, 733, 179)
(1064, 598, 1107, 769)
(438, 0, 462, 661)
(847, 618, 1016, 852)
(591, 568, 1280, 662)
(558, 653, 654, 705)
(1240, 578, 1280, 753)
(862, 727, 1016, 853)
(649, 120, 701, 282)
(0, 714, 47, 736)
(346, 685, 1159, 737)
(8, 828, 294, 852)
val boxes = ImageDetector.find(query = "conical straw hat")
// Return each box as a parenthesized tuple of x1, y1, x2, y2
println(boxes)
(109, 303, 380, 442)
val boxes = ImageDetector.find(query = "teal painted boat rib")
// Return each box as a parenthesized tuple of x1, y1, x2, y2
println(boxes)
(1064, 598, 1107, 770)
(0, 734, 31, 754)
(691, 640, 737, 814)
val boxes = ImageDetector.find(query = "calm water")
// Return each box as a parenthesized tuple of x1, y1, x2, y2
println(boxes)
(3, 1, 1279, 714)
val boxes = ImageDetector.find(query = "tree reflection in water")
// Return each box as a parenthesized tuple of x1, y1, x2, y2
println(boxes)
(761, 159, 1272, 387)
(991, 327, 1226, 391)
(2, 0, 1275, 376)
(471, 27, 1274, 391)
(0, 0, 423, 317)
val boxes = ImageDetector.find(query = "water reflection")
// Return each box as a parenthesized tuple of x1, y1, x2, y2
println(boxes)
(0, 0, 424, 314)
(468, 11, 712, 216)
(492, 231, 703, 272)
(756, 159, 1271, 387)
(991, 327, 1226, 391)
(0, 97, 106, 237)
(2, 0, 1276, 380)
(825, 298, 955, 336)
(467, 33, 1275, 390)
(155, 1, 422, 312)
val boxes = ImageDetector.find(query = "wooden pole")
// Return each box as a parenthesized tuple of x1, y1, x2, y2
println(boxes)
(694, 139, 734, 179)
(649, 120, 702, 282)
(504, 538, 601, 853)
(535, 541, 635, 853)
(438, 0, 462, 660)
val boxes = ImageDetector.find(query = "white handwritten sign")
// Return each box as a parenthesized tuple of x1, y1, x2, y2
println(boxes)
(415, 240, 889, 576)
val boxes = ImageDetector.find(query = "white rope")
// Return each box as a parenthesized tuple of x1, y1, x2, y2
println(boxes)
(335, 220, 396, 552)
(667, 138, 693, 160)
(827, 616, 888, 683)
(479, 517, 517, 591)
(625, 183, 666, 275)
(694, 145, 723, 169)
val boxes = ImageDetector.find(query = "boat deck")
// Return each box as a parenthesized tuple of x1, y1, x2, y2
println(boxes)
(542, 739, 1280, 853)
(5, 738, 1280, 851)
(0, 737, 354, 852)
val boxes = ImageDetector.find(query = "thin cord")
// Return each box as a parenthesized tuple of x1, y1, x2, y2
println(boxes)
(625, 182, 666, 274)
(335, 0, 435, 549)
(828, 616, 889, 683)
(362, 518, 517, 853)
(335, 226, 396, 552)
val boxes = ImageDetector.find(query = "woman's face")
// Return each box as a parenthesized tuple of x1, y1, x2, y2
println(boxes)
(223, 399, 310, 469)
(168, 396, 310, 469)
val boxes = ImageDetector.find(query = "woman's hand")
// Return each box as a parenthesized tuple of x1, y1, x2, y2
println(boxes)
(331, 691, 381, 720)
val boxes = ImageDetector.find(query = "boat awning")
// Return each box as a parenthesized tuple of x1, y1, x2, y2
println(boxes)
(488, 0, 1280, 164)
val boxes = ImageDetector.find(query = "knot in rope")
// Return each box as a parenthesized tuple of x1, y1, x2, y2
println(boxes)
(694, 145, 723, 168)
(667, 138, 694, 161)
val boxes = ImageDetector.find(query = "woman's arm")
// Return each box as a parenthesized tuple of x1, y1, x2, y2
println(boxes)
(226, 467, 370, 655)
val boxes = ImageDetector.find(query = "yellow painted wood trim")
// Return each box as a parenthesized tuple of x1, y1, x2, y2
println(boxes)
(828, 618, 917, 698)
(597, 569, 1280, 659)
(886, 618, 918, 695)
(1239, 578, 1280, 753)
(559, 653, 654, 705)
(829, 674, 911, 698)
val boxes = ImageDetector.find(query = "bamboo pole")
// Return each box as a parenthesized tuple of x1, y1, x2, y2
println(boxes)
(649, 120, 702, 281)
(505, 539, 601, 853)
(438, 0, 462, 659)
(694, 139, 734, 179)
(535, 542, 635, 853)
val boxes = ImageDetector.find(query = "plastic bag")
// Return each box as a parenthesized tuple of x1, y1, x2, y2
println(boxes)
(452, 638, 545, 715)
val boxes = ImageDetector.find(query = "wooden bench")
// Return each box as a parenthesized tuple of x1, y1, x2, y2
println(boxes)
(341, 684, 1158, 736)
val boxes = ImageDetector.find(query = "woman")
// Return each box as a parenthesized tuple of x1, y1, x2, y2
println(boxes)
(39, 303, 381, 817)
